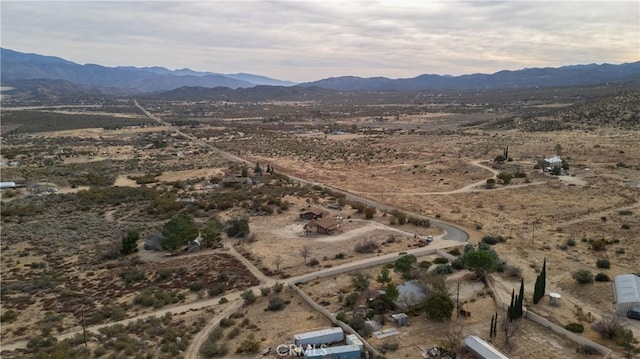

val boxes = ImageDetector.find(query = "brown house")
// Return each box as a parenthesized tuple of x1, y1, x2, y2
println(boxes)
(299, 207, 329, 220)
(304, 217, 340, 235)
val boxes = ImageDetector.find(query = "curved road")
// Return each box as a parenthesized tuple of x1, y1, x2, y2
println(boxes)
(134, 101, 469, 242)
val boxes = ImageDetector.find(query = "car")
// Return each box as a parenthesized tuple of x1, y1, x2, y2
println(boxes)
(628, 307, 640, 320)
(426, 235, 434, 242)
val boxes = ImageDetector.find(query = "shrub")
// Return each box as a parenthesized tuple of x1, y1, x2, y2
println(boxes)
(344, 293, 359, 307)
(434, 257, 449, 264)
(1, 310, 18, 323)
(119, 268, 145, 284)
(573, 269, 594, 284)
(593, 315, 624, 339)
(190, 281, 204, 292)
(419, 260, 432, 269)
(241, 289, 256, 305)
(307, 258, 320, 267)
(481, 235, 506, 245)
(354, 239, 378, 253)
(267, 297, 285, 311)
(448, 248, 461, 256)
(596, 258, 610, 269)
(595, 273, 610, 282)
(433, 264, 453, 275)
(590, 239, 607, 251)
(451, 258, 464, 270)
(235, 334, 260, 354)
(272, 282, 284, 293)
(260, 287, 271, 296)
(619, 210, 633, 216)
(576, 344, 601, 356)
(208, 284, 226, 297)
(504, 265, 522, 278)
(566, 238, 576, 247)
(621, 224, 630, 230)
(226, 327, 240, 340)
(336, 312, 347, 322)
(218, 297, 228, 304)
(334, 252, 345, 259)
(219, 317, 235, 328)
(565, 322, 585, 333)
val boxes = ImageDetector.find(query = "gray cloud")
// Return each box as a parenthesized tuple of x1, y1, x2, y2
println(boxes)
(1, 1, 638, 82)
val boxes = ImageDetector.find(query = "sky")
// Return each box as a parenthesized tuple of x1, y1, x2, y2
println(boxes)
(1, 1, 639, 83)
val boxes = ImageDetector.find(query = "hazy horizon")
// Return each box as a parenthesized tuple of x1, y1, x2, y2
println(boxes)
(2, 1, 638, 83)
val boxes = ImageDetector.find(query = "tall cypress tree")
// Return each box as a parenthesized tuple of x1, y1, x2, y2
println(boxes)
(517, 278, 525, 318)
(540, 258, 547, 297)
(508, 289, 515, 321)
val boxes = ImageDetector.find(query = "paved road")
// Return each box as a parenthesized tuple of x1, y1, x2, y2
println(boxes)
(134, 100, 468, 243)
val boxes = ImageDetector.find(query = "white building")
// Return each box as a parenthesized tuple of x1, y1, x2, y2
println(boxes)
(613, 274, 640, 315)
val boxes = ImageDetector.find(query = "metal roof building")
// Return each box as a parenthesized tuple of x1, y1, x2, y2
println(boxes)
(464, 335, 509, 359)
(613, 274, 640, 315)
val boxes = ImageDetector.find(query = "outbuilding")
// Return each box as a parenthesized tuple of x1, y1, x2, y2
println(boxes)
(464, 335, 509, 359)
(613, 274, 640, 315)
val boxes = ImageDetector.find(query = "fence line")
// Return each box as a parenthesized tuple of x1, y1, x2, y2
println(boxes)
(289, 283, 384, 359)
(485, 277, 612, 359)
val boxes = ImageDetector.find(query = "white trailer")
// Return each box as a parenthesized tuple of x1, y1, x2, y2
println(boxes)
(293, 327, 344, 347)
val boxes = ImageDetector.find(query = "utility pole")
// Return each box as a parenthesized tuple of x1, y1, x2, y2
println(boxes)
(456, 282, 460, 319)
(81, 307, 88, 347)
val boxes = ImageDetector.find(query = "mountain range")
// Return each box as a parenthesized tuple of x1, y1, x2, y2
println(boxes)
(0, 48, 295, 93)
(1, 48, 638, 94)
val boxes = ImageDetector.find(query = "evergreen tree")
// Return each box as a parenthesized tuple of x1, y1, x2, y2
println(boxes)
(508, 289, 515, 321)
(517, 278, 525, 318)
(120, 229, 139, 256)
(490, 315, 495, 338)
(541, 258, 547, 297)
(254, 162, 262, 175)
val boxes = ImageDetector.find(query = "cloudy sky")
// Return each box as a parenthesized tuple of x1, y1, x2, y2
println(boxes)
(1, 1, 638, 82)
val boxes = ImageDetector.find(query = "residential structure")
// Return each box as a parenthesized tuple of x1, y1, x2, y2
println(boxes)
(299, 207, 329, 220)
(304, 217, 340, 234)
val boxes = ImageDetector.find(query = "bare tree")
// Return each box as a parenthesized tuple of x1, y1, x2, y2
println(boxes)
(273, 255, 283, 273)
(501, 315, 520, 350)
(439, 324, 465, 353)
(299, 245, 311, 264)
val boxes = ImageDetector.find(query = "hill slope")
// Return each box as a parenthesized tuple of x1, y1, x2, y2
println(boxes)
(302, 62, 640, 91)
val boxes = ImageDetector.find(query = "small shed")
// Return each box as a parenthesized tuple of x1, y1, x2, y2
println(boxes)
(613, 274, 640, 315)
(464, 335, 509, 359)
(391, 313, 408, 326)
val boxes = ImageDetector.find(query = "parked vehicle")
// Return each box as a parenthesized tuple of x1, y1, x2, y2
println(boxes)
(628, 307, 640, 320)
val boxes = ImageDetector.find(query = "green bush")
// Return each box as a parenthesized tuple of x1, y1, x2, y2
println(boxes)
(481, 235, 506, 245)
(267, 297, 285, 311)
(235, 334, 260, 354)
(448, 248, 461, 256)
(419, 260, 432, 269)
(336, 312, 347, 322)
(119, 268, 145, 284)
(595, 273, 610, 282)
(433, 264, 453, 275)
(1, 310, 18, 323)
(565, 322, 585, 333)
(272, 282, 284, 293)
(451, 258, 464, 270)
(433, 257, 449, 264)
(260, 287, 271, 296)
(596, 259, 610, 269)
(208, 284, 226, 297)
(344, 293, 359, 307)
(241, 289, 256, 305)
(219, 317, 235, 328)
(573, 269, 594, 284)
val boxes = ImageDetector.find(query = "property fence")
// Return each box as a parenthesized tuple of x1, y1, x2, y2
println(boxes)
(485, 277, 612, 359)
(289, 283, 384, 359)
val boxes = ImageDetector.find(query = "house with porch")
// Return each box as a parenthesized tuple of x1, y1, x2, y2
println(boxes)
(304, 216, 340, 234)
(299, 207, 329, 220)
